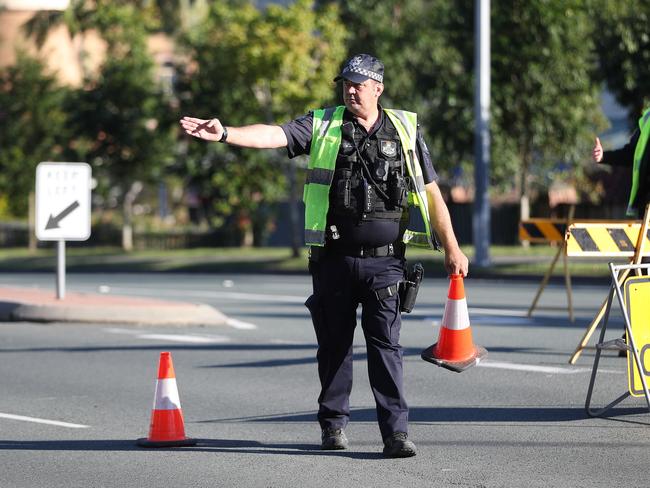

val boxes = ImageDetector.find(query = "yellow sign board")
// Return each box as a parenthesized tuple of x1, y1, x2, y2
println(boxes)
(624, 276, 650, 397)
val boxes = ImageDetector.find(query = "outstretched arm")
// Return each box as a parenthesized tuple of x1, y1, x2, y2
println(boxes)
(425, 181, 469, 277)
(180, 117, 288, 149)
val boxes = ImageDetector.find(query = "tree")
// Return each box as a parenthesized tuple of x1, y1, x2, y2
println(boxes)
(66, 1, 176, 250)
(321, 0, 475, 181)
(490, 1, 605, 217)
(591, 0, 650, 122)
(322, 0, 606, 215)
(177, 0, 347, 250)
(0, 53, 70, 218)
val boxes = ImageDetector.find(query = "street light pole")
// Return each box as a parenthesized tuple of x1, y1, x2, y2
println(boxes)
(473, 0, 491, 267)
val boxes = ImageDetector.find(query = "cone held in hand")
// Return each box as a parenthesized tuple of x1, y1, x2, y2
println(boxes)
(137, 351, 196, 447)
(421, 274, 487, 372)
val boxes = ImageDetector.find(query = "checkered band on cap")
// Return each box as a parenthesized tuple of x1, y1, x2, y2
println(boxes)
(348, 66, 383, 82)
(334, 54, 384, 83)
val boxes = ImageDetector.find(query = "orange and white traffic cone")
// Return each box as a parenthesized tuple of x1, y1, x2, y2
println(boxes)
(137, 352, 196, 447)
(421, 274, 487, 372)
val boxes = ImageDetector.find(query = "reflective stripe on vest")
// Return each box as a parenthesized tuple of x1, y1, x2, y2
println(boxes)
(303, 106, 345, 246)
(384, 109, 438, 249)
(303, 106, 438, 250)
(627, 108, 650, 217)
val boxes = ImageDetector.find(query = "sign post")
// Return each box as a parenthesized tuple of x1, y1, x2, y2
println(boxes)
(35, 162, 92, 299)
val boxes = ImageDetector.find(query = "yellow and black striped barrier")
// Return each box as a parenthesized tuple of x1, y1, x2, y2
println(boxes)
(568, 208, 650, 365)
(519, 219, 567, 243)
(566, 221, 650, 257)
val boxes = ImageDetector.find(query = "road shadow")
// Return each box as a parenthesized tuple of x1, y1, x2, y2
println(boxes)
(0, 301, 20, 321)
(0, 438, 383, 458)
(198, 406, 650, 424)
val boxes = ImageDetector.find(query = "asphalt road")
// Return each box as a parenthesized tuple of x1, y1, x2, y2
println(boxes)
(1, 272, 648, 488)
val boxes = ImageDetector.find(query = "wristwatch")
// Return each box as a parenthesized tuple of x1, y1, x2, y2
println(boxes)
(219, 126, 228, 143)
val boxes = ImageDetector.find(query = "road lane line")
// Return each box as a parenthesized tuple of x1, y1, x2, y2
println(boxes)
(104, 328, 231, 343)
(479, 360, 620, 374)
(137, 334, 230, 343)
(98, 287, 306, 303)
(0, 412, 89, 429)
(469, 307, 527, 317)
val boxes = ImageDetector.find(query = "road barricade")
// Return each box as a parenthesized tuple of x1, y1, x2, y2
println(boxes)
(519, 210, 575, 322)
(567, 204, 650, 364)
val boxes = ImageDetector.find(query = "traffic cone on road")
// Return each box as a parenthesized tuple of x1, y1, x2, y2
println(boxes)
(421, 274, 487, 372)
(137, 352, 196, 447)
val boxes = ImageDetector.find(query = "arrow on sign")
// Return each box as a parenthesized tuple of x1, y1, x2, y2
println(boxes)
(45, 201, 80, 230)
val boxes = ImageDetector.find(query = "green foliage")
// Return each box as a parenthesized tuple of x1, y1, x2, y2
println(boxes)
(0, 53, 70, 217)
(325, 0, 606, 201)
(324, 0, 475, 177)
(490, 1, 605, 200)
(66, 2, 175, 203)
(176, 0, 347, 236)
(591, 0, 650, 121)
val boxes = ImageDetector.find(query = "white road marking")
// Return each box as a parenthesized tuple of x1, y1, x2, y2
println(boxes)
(98, 287, 305, 303)
(137, 334, 230, 344)
(0, 412, 89, 429)
(469, 307, 527, 317)
(479, 360, 620, 374)
(103, 328, 230, 343)
(226, 318, 258, 330)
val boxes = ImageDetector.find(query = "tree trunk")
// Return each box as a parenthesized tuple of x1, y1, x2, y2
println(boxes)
(122, 181, 143, 252)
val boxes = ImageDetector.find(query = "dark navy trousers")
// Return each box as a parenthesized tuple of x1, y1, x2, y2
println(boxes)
(305, 253, 408, 439)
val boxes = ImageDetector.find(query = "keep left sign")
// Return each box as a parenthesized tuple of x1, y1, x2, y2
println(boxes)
(35, 162, 92, 241)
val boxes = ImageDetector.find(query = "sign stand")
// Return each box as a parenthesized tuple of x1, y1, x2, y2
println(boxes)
(568, 204, 650, 364)
(35, 162, 92, 300)
(57, 240, 66, 299)
(526, 206, 575, 322)
(585, 262, 650, 417)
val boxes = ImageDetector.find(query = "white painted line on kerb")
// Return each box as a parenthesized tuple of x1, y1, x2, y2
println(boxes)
(479, 360, 620, 375)
(0, 412, 89, 429)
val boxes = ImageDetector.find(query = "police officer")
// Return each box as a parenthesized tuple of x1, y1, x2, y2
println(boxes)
(593, 107, 650, 218)
(180, 54, 468, 458)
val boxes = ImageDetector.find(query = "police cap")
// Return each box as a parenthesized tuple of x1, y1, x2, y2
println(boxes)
(334, 54, 384, 84)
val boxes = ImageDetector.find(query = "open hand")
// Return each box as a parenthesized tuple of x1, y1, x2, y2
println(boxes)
(180, 117, 224, 142)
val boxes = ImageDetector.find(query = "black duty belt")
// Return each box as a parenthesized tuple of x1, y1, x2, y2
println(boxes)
(310, 242, 405, 261)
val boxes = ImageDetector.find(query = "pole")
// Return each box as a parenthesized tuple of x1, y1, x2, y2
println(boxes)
(473, 0, 491, 267)
(56, 239, 65, 300)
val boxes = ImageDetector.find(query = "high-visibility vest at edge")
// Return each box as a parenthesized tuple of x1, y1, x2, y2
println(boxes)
(627, 108, 650, 217)
(302, 105, 439, 249)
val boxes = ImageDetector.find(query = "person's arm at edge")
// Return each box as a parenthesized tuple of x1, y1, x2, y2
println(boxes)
(597, 129, 639, 167)
(180, 116, 288, 149)
(425, 181, 469, 277)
